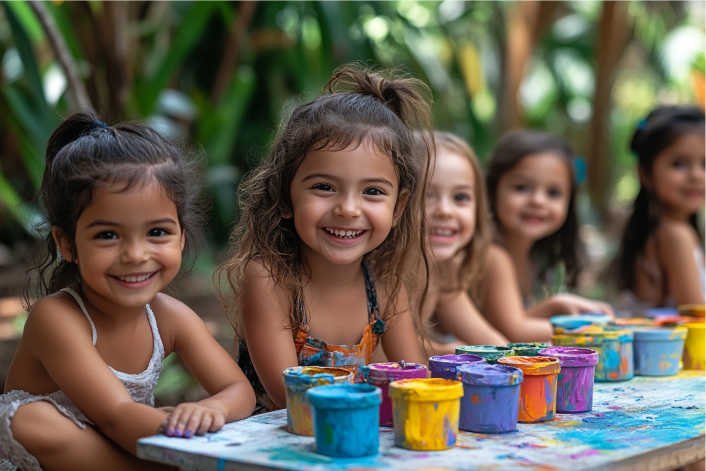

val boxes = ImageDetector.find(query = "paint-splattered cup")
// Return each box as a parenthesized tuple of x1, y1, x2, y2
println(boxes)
(363, 361, 428, 426)
(552, 328, 634, 382)
(389, 378, 463, 451)
(497, 356, 560, 423)
(633, 327, 687, 376)
(455, 345, 512, 363)
(550, 313, 611, 334)
(457, 362, 523, 433)
(283, 366, 354, 436)
(307, 383, 382, 457)
(538, 346, 598, 413)
(428, 354, 484, 380)
(507, 342, 551, 356)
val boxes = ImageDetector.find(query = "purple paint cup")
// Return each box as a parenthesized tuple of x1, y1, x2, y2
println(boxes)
(457, 362, 523, 433)
(538, 346, 598, 413)
(429, 354, 485, 380)
(363, 361, 428, 426)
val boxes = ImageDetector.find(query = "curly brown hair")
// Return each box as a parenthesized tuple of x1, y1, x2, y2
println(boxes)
(218, 64, 434, 336)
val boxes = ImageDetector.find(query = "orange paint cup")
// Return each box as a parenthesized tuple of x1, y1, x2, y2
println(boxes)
(498, 356, 560, 423)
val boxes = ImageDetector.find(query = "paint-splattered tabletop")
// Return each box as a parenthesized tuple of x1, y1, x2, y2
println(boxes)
(138, 371, 705, 470)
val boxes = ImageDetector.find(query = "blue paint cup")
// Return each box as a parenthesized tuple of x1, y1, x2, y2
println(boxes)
(429, 354, 484, 380)
(307, 384, 381, 457)
(633, 327, 687, 376)
(457, 362, 523, 433)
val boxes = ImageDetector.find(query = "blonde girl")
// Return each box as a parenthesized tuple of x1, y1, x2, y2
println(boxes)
(422, 131, 507, 354)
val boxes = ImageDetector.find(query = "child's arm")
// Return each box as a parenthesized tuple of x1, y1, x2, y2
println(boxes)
(526, 294, 614, 318)
(656, 221, 705, 304)
(482, 245, 553, 342)
(380, 285, 428, 364)
(25, 296, 170, 454)
(155, 294, 255, 438)
(435, 290, 508, 346)
(239, 261, 300, 409)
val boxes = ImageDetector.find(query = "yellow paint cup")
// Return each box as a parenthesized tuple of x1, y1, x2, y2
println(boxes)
(388, 378, 463, 451)
(683, 322, 705, 370)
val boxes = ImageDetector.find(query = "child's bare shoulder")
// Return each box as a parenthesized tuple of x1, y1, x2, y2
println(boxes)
(486, 244, 513, 267)
(22, 292, 93, 350)
(655, 219, 699, 245)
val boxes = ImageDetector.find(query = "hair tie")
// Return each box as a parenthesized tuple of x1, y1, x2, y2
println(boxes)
(92, 119, 109, 131)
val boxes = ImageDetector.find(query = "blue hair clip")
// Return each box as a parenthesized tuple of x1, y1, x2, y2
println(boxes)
(573, 156, 586, 186)
(92, 119, 109, 130)
(637, 118, 648, 130)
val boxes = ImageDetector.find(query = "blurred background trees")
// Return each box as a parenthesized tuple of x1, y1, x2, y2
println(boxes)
(0, 0, 703, 277)
(0, 0, 702, 401)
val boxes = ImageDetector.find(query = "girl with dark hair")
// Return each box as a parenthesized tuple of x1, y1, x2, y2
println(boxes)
(616, 105, 705, 309)
(480, 130, 612, 341)
(0, 113, 255, 470)
(218, 64, 430, 410)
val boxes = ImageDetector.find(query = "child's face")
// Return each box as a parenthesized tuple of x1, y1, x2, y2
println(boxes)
(426, 148, 477, 262)
(289, 140, 402, 268)
(646, 131, 705, 219)
(495, 152, 571, 243)
(55, 179, 185, 310)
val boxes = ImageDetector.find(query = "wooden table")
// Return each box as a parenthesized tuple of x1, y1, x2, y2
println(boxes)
(138, 370, 705, 470)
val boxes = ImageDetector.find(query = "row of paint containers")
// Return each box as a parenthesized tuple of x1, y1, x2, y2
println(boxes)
(283, 346, 596, 458)
(282, 304, 705, 459)
(547, 303, 705, 378)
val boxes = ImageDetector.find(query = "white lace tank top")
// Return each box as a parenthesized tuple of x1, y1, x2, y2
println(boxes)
(44, 288, 165, 424)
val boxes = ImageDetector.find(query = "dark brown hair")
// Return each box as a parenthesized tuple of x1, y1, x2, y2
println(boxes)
(486, 129, 581, 288)
(29, 112, 202, 301)
(219, 64, 433, 336)
(616, 105, 705, 291)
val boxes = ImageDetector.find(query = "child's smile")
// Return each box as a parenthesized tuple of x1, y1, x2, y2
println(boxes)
(426, 149, 477, 262)
(57, 179, 185, 313)
(495, 152, 571, 243)
(289, 139, 400, 268)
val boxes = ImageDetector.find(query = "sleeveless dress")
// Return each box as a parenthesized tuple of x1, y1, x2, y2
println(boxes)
(0, 288, 164, 471)
(238, 263, 386, 411)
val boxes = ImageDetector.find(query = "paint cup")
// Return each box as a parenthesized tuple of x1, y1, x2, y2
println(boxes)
(646, 307, 679, 318)
(507, 342, 551, 356)
(610, 317, 656, 328)
(683, 322, 705, 370)
(388, 378, 463, 451)
(678, 304, 706, 319)
(455, 345, 512, 363)
(283, 366, 353, 436)
(633, 327, 687, 376)
(457, 362, 523, 433)
(307, 384, 381, 457)
(550, 313, 611, 334)
(552, 328, 634, 382)
(363, 361, 428, 426)
(497, 356, 560, 423)
(429, 354, 484, 380)
(538, 346, 598, 413)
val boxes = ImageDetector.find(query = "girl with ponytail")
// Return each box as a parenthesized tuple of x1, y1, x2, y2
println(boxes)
(1, 113, 255, 470)
(617, 105, 705, 309)
(219, 64, 431, 409)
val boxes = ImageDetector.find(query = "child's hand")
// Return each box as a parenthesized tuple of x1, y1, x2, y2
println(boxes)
(548, 294, 615, 318)
(162, 402, 226, 438)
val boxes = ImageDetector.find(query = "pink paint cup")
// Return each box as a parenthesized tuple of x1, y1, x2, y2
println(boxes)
(539, 346, 598, 413)
(363, 361, 428, 426)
